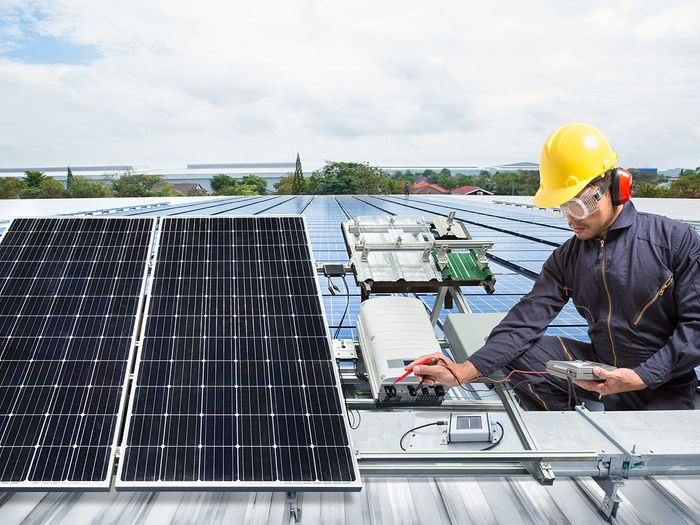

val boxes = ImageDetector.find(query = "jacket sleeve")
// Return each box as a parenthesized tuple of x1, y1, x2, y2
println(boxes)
(468, 248, 569, 376)
(634, 227, 700, 389)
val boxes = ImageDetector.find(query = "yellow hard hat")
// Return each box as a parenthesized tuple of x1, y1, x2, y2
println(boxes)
(534, 122, 619, 208)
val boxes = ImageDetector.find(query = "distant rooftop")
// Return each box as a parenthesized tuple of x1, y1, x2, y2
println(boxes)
(0, 165, 133, 173)
(187, 163, 295, 169)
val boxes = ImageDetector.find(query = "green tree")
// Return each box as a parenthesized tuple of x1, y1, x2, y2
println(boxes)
(210, 174, 237, 193)
(668, 170, 700, 198)
(292, 153, 306, 194)
(435, 172, 457, 190)
(634, 182, 668, 198)
(307, 161, 394, 194)
(0, 177, 25, 199)
(276, 173, 308, 194)
(68, 176, 107, 198)
(66, 166, 74, 189)
(23, 170, 47, 188)
(21, 178, 65, 198)
(422, 169, 438, 183)
(456, 174, 476, 187)
(111, 174, 167, 197)
(274, 174, 295, 194)
(210, 174, 267, 195)
(151, 184, 186, 197)
(240, 175, 268, 195)
(474, 171, 495, 192)
(217, 184, 258, 196)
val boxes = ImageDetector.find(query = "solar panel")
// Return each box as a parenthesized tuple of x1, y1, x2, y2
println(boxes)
(0, 217, 154, 490)
(117, 216, 360, 490)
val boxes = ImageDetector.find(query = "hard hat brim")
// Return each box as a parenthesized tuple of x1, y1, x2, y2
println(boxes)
(534, 178, 592, 209)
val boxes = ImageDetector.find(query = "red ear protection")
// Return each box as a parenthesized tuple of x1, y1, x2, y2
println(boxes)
(609, 167, 632, 205)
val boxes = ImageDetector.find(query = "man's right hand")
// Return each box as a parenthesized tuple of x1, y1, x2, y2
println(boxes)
(403, 352, 479, 386)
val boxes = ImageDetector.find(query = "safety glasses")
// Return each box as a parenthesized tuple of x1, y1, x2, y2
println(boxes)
(559, 185, 604, 220)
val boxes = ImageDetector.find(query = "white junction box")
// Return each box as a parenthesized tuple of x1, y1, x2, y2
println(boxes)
(447, 412, 494, 443)
(356, 296, 445, 405)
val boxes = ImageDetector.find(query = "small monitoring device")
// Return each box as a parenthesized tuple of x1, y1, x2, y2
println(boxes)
(447, 412, 495, 443)
(546, 360, 617, 381)
(357, 296, 445, 406)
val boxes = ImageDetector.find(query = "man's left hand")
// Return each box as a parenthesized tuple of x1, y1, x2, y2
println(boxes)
(574, 367, 647, 396)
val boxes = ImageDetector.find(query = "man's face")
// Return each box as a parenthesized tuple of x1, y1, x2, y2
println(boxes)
(565, 185, 616, 240)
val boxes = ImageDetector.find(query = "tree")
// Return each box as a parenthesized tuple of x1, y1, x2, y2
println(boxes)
(456, 174, 476, 187)
(276, 173, 308, 194)
(67, 176, 107, 198)
(435, 172, 457, 190)
(292, 153, 305, 194)
(240, 175, 268, 195)
(422, 169, 438, 183)
(307, 161, 394, 195)
(274, 174, 294, 194)
(151, 184, 186, 197)
(21, 178, 65, 198)
(210, 174, 267, 195)
(111, 174, 167, 197)
(210, 174, 237, 193)
(66, 166, 74, 189)
(668, 170, 700, 198)
(216, 184, 259, 196)
(0, 177, 25, 199)
(634, 182, 668, 198)
(23, 170, 47, 188)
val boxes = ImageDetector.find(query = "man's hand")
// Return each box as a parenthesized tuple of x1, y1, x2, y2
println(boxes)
(403, 352, 479, 386)
(574, 367, 647, 396)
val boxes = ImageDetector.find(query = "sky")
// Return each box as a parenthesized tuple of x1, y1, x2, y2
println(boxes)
(0, 1, 699, 171)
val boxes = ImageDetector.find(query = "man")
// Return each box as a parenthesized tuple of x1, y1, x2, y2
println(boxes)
(404, 181, 411, 197)
(407, 122, 700, 410)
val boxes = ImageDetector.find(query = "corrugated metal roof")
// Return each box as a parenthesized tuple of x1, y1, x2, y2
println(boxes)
(1, 476, 699, 524)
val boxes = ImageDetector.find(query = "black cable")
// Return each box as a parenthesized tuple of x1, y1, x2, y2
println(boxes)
(480, 421, 505, 451)
(567, 377, 579, 409)
(345, 401, 361, 430)
(333, 275, 350, 339)
(399, 421, 446, 451)
(351, 409, 361, 429)
(355, 371, 369, 382)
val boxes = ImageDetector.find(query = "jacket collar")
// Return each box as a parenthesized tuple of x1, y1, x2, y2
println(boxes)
(607, 201, 638, 232)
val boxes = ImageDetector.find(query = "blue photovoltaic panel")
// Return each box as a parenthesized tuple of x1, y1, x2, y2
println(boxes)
(0, 217, 153, 489)
(117, 216, 360, 491)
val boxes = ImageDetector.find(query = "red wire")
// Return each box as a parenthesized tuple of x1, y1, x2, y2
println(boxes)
(429, 357, 550, 385)
(466, 369, 550, 384)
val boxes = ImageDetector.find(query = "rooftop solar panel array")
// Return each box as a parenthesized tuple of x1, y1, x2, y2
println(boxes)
(117, 216, 360, 490)
(0, 217, 154, 489)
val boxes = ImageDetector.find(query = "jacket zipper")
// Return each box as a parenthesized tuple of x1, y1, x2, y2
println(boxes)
(632, 275, 674, 326)
(600, 238, 617, 367)
(527, 383, 549, 410)
(573, 302, 594, 322)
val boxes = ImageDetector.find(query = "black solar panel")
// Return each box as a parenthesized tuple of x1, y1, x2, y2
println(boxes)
(118, 216, 359, 490)
(0, 217, 154, 489)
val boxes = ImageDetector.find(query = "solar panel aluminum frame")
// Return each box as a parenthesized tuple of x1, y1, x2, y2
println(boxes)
(0, 216, 157, 491)
(116, 215, 362, 492)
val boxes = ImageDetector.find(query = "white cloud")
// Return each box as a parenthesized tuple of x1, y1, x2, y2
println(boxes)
(0, 0, 698, 169)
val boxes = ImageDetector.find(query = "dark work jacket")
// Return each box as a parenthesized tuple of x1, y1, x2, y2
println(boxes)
(469, 202, 700, 406)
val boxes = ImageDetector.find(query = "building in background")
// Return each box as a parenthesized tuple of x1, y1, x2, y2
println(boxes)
(452, 185, 493, 196)
(412, 181, 450, 194)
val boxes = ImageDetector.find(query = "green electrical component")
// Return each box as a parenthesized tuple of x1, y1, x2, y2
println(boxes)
(434, 250, 496, 291)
